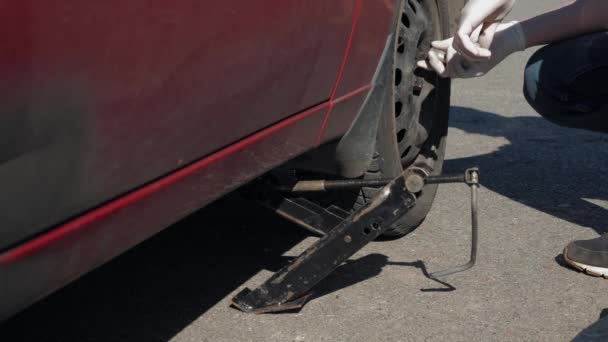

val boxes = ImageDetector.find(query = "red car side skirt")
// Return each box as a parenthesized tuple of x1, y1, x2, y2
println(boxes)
(0, 82, 375, 320)
(316, 0, 363, 145)
(0, 102, 329, 320)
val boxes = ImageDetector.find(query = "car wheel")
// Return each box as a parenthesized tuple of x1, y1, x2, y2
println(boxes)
(353, 0, 452, 237)
(278, 0, 452, 238)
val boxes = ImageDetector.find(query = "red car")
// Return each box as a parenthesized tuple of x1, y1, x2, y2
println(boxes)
(0, 0, 464, 319)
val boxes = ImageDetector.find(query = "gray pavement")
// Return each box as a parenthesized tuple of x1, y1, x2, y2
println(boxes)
(3, 0, 608, 341)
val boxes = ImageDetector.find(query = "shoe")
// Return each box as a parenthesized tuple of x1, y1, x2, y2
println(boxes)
(564, 235, 608, 278)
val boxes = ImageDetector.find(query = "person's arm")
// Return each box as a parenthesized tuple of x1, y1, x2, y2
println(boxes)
(522, 0, 608, 48)
(419, 0, 608, 79)
(454, 0, 517, 60)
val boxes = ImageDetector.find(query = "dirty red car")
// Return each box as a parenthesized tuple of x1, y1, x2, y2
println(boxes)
(0, 0, 464, 319)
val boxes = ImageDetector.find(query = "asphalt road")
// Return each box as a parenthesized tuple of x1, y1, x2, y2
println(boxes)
(3, 1, 608, 341)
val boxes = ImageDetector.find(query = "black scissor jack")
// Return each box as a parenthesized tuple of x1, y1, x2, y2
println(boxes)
(232, 167, 480, 313)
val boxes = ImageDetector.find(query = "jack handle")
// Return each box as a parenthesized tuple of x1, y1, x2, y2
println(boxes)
(427, 168, 480, 279)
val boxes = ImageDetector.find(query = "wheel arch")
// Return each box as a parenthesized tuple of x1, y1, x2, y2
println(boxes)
(292, 0, 459, 178)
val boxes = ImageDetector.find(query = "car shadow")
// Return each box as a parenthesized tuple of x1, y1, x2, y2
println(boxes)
(1, 195, 309, 341)
(0, 195, 445, 341)
(445, 106, 608, 235)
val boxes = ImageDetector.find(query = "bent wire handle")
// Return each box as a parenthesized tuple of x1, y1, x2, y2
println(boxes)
(429, 182, 479, 279)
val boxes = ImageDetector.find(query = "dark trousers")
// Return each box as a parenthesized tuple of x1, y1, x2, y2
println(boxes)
(523, 33, 608, 341)
(523, 32, 608, 133)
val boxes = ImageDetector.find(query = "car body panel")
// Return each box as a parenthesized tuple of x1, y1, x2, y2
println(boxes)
(0, 0, 411, 320)
(333, 0, 396, 99)
(0, 0, 354, 251)
(0, 98, 339, 321)
(318, 0, 396, 144)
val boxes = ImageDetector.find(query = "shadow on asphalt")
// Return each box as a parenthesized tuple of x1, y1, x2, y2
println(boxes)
(0, 195, 443, 341)
(308, 256, 455, 310)
(387, 260, 456, 292)
(1, 195, 310, 341)
(446, 106, 608, 235)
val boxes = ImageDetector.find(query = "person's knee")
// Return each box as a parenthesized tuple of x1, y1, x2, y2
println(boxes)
(523, 47, 550, 111)
(522, 33, 608, 133)
(522, 46, 568, 124)
(523, 55, 541, 107)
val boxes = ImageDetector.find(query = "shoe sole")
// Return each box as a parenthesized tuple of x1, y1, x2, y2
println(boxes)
(564, 247, 608, 278)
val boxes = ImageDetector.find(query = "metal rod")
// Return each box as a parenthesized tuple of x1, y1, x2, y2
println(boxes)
(324, 179, 393, 190)
(429, 183, 479, 279)
(278, 174, 467, 193)
(425, 174, 466, 184)
(277, 179, 393, 192)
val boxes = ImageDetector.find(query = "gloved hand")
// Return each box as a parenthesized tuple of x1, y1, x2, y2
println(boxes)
(417, 21, 526, 79)
(454, 0, 517, 61)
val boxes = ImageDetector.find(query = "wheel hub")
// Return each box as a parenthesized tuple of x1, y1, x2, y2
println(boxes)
(393, 0, 439, 168)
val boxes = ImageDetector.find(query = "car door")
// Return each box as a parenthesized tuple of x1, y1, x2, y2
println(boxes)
(0, 0, 355, 250)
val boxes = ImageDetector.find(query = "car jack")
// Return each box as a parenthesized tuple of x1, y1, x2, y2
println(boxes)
(232, 167, 480, 314)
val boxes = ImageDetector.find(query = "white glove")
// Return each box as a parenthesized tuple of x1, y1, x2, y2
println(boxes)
(454, 0, 517, 60)
(417, 21, 526, 79)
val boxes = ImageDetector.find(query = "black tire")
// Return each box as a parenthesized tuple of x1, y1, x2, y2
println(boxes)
(354, 0, 452, 237)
